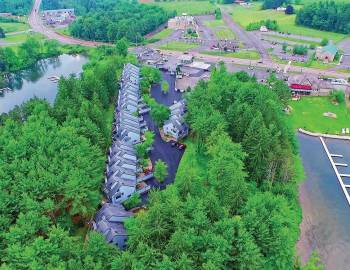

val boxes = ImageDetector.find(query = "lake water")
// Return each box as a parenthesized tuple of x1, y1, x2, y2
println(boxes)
(297, 133, 350, 269)
(0, 54, 88, 114)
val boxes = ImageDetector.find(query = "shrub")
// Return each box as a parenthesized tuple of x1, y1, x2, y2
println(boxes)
(246, 19, 279, 31)
(161, 80, 169, 94)
(123, 193, 142, 210)
(293, 45, 308, 55)
(321, 38, 329, 46)
(285, 5, 294, 15)
(330, 90, 345, 104)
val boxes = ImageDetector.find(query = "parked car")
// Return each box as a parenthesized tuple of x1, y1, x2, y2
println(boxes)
(170, 140, 178, 147)
(178, 143, 186, 150)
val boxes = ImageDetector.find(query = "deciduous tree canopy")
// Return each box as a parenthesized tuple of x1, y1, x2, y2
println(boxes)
(296, 1, 350, 34)
(68, 0, 174, 43)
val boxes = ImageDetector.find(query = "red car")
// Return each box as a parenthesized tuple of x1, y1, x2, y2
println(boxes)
(178, 143, 186, 150)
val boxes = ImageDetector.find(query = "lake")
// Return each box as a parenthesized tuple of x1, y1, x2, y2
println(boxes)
(297, 133, 350, 269)
(0, 54, 88, 114)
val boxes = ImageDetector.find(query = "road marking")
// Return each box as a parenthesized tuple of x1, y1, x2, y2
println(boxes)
(320, 137, 350, 206)
(340, 174, 350, 178)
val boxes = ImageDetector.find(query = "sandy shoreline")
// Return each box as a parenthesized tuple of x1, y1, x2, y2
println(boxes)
(297, 182, 315, 264)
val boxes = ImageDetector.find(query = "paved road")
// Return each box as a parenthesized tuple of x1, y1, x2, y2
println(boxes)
(28, 0, 348, 78)
(28, 0, 106, 46)
(158, 49, 349, 79)
(143, 72, 184, 192)
(221, 9, 271, 62)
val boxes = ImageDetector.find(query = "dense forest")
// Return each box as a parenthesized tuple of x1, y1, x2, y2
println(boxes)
(0, 46, 137, 269)
(64, 0, 174, 43)
(0, 42, 321, 267)
(0, 38, 61, 73)
(0, 0, 33, 15)
(43, 0, 109, 15)
(296, 1, 350, 34)
(113, 67, 304, 268)
(262, 0, 289, 9)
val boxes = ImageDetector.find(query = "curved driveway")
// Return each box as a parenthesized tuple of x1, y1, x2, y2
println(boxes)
(28, 0, 107, 46)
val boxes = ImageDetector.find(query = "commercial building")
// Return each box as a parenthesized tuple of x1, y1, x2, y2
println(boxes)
(168, 15, 198, 31)
(42, 9, 75, 26)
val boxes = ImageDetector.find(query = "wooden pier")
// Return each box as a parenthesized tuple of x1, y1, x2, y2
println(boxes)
(320, 137, 350, 206)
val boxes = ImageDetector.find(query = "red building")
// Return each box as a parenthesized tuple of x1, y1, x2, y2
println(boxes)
(289, 83, 313, 95)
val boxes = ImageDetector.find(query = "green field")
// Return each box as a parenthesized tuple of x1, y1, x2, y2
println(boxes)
(151, 28, 174, 40)
(263, 34, 320, 47)
(288, 96, 350, 134)
(231, 3, 347, 43)
(56, 27, 70, 36)
(270, 54, 337, 70)
(0, 22, 30, 33)
(3, 32, 44, 44)
(203, 49, 260, 60)
(175, 140, 208, 181)
(215, 27, 235, 39)
(204, 20, 224, 27)
(158, 41, 199, 51)
(149, 1, 216, 15)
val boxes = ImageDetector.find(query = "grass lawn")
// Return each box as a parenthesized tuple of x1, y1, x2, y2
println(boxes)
(231, 3, 347, 43)
(158, 41, 199, 51)
(338, 68, 350, 74)
(204, 20, 224, 27)
(3, 32, 43, 43)
(151, 28, 174, 40)
(263, 34, 320, 47)
(0, 22, 29, 33)
(203, 49, 261, 60)
(105, 104, 115, 135)
(56, 27, 70, 36)
(215, 27, 235, 39)
(149, 1, 216, 15)
(288, 96, 350, 134)
(270, 54, 337, 70)
(175, 140, 208, 181)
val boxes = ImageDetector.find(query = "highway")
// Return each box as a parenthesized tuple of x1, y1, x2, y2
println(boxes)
(28, 0, 106, 46)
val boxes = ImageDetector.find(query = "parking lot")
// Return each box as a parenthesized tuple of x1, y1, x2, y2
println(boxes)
(142, 71, 185, 197)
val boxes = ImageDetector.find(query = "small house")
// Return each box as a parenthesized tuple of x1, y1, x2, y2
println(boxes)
(260, 25, 268, 32)
(315, 42, 338, 62)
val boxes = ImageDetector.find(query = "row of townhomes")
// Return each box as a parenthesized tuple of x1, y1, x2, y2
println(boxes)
(163, 100, 189, 141)
(92, 63, 151, 250)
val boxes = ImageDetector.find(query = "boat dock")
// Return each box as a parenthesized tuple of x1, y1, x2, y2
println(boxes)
(48, 76, 60, 83)
(0, 87, 12, 95)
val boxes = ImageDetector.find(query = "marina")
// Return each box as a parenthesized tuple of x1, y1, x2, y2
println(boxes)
(297, 133, 350, 269)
